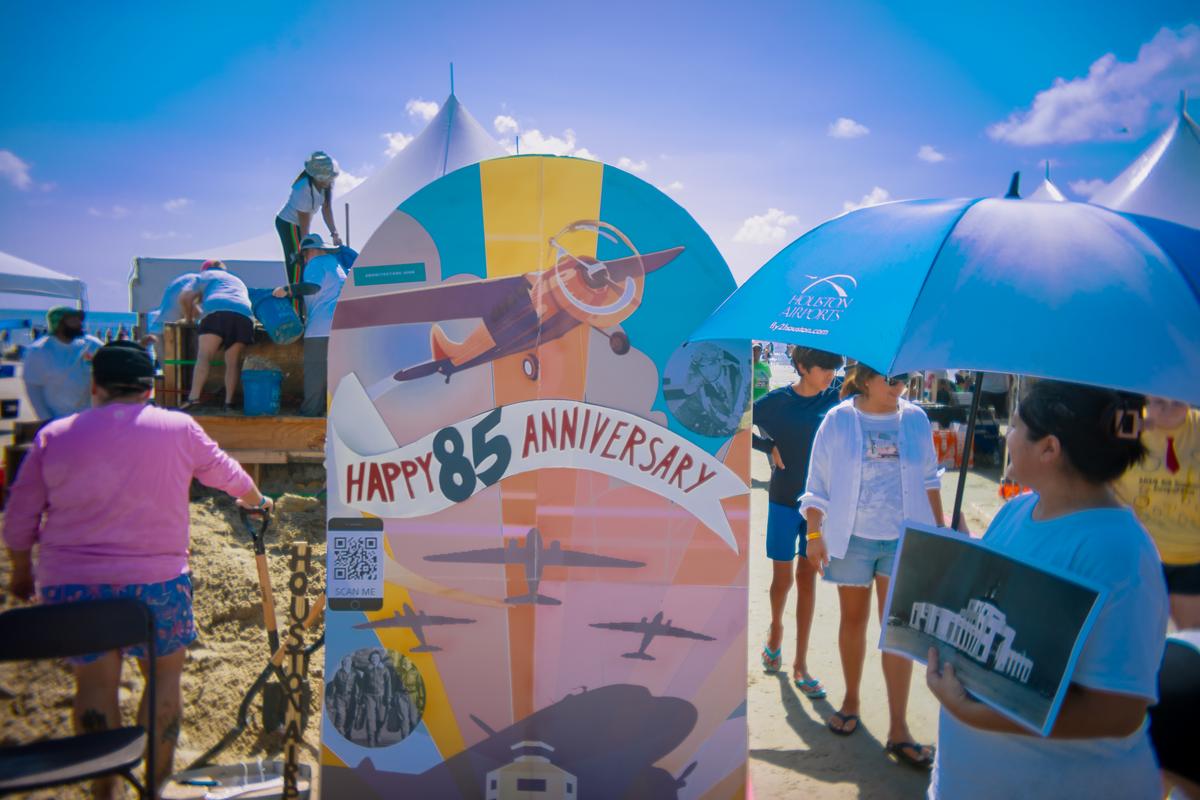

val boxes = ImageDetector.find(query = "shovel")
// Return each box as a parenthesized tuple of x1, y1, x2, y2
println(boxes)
(239, 507, 286, 731)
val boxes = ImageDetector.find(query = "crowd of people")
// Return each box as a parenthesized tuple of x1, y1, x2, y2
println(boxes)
(751, 343, 1198, 798)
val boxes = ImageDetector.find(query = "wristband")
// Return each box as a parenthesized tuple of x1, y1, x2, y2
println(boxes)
(806, 530, 822, 541)
(257, 496, 269, 509)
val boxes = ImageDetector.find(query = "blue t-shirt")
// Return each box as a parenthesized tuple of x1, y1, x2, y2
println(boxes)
(930, 493, 1168, 800)
(148, 272, 199, 333)
(752, 384, 840, 507)
(22, 334, 104, 419)
(302, 253, 346, 339)
(194, 269, 252, 319)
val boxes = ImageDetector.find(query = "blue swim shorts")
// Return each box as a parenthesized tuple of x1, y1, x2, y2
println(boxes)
(766, 502, 809, 561)
(822, 535, 898, 586)
(40, 573, 197, 663)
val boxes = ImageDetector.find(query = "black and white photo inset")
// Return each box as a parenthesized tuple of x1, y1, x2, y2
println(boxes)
(880, 524, 1106, 735)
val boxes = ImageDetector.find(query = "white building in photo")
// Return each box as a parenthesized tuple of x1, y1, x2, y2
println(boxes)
(910, 591, 1034, 683)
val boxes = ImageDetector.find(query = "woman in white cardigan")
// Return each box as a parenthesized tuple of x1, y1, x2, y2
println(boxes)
(801, 363, 945, 769)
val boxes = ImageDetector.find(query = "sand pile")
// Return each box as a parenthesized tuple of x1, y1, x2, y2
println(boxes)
(0, 492, 328, 799)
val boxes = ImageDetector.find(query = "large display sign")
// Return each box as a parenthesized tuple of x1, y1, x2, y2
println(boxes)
(321, 155, 749, 798)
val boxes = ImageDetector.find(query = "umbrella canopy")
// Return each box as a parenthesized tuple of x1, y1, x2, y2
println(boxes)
(691, 198, 1200, 404)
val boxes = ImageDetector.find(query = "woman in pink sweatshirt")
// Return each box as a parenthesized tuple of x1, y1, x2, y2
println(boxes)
(3, 341, 273, 799)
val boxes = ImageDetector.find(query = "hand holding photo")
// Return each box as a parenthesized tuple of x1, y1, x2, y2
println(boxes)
(880, 523, 1106, 736)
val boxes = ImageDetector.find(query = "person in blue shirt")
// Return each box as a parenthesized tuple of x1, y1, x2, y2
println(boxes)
(22, 306, 104, 419)
(147, 272, 200, 334)
(926, 380, 1168, 798)
(273, 233, 346, 416)
(752, 346, 843, 698)
(178, 260, 255, 411)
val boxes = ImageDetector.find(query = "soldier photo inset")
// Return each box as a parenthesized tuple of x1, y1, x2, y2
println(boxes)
(327, 646, 427, 748)
(662, 341, 750, 438)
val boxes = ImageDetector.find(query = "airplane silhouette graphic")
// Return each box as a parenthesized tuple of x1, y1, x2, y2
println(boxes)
(424, 528, 644, 606)
(352, 602, 475, 653)
(590, 611, 716, 660)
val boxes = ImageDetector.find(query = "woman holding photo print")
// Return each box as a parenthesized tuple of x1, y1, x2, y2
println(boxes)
(925, 381, 1168, 799)
(801, 363, 945, 769)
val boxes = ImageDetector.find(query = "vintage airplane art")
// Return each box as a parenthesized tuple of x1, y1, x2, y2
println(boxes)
(590, 611, 716, 660)
(423, 527, 645, 606)
(351, 602, 475, 653)
(329, 220, 684, 382)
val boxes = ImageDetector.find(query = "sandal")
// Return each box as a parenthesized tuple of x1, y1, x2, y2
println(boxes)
(760, 645, 782, 673)
(794, 675, 827, 700)
(178, 399, 201, 413)
(827, 711, 860, 736)
(885, 740, 935, 770)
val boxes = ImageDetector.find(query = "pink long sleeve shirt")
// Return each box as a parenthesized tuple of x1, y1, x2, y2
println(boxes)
(3, 403, 254, 587)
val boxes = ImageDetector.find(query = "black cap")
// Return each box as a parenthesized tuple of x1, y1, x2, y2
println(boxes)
(92, 341, 155, 390)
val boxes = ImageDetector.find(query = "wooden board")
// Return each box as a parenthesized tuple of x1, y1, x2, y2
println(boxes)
(194, 414, 325, 455)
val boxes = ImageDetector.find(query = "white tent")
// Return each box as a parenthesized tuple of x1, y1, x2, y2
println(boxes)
(129, 92, 506, 314)
(0, 249, 87, 306)
(1091, 92, 1200, 228)
(1027, 164, 1067, 202)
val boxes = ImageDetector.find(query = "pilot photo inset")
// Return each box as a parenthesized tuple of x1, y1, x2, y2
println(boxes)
(662, 341, 750, 438)
(880, 524, 1105, 735)
(325, 646, 427, 748)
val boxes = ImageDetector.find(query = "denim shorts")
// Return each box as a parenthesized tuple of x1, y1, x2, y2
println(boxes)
(823, 535, 898, 586)
(40, 573, 197, 663)
(766, 502, 808, 561)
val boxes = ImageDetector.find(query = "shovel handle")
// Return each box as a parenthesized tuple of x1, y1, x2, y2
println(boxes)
(239, 506, 271, 554)
(270, 592, 326, 667)
(254, 554, 280, 652)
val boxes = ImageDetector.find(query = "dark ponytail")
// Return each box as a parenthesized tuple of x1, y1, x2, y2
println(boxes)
(1017, 380, 1147, 483)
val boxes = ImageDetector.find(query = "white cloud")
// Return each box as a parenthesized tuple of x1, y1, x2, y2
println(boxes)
(666, 180, 684, 191)
(87, 205, 130, 219)
(163, 197, 191, 213)
(405, 98, 439, 122)
(0, 149, 33, 190)
(493, 115, 519, 136)
(733, 208, 799, 244)
(842, 186, 892, 213)
(828, 117, 870, 139)
(617, 156, 648, 173)
(140, 230, 182, 241)
(332, 168, 366, 197)
(382, 131, 414, 157)
(988, 24, 1200, 145)
(917, 145, 945, 163)
(1068, 178, 1108, 198)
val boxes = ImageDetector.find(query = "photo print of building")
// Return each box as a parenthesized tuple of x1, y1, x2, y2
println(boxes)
(909, 588, 1034, 683)
(882, 524, 1104, 735)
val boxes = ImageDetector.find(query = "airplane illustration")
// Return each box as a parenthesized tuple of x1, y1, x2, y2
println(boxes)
(351, 602, 475, 653)
(589, 611, 716, 660)
(328, 219, 685, 383)
(423, 527, 645, 606)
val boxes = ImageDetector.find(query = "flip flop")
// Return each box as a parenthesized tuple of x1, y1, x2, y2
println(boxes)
(827, 711, 860, 736)
(794, 676, 827, 700)
(886, 740, 935, 770)
(760, 645, 782, 673)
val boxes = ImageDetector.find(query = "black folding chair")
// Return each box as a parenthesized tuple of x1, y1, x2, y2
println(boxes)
(0, 598, 156, 798)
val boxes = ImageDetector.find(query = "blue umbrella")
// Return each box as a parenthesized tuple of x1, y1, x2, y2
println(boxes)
(693, 197, 1200, 405)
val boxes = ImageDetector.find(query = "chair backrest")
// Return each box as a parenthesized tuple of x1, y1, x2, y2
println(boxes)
(0, 598, 154, 662)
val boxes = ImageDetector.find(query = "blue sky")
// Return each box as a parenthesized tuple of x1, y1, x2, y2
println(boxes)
(1, 0, 1197, 309)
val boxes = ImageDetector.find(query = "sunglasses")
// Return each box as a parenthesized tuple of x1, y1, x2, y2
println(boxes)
(884, 374, 909, 386)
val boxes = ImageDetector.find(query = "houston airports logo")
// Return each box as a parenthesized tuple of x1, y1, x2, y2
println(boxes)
(769, 274, 857, 336)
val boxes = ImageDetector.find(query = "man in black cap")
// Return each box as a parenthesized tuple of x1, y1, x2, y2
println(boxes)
(22, 306, 104, 419)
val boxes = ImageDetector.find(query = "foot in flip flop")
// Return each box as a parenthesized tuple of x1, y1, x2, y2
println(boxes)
(886, 740, 935, 770)
(794, 673, 826, 700)
(827, 710, 860, 736)
(761, 645, 782, 673)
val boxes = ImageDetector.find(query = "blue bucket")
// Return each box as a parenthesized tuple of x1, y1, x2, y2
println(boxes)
(242, 369, 282, 416)
(250, 290, 304, 345)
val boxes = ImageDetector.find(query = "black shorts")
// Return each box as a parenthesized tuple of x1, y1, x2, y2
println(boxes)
(1149, 639, 1200, 783)
(1163, 561, 1200, 595)
(198, 311, 255, 348)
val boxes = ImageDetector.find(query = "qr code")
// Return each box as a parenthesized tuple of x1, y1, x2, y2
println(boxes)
(332, 535, 380, 581)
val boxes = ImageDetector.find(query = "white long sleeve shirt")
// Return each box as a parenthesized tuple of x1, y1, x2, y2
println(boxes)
(800, 397, 943, 559)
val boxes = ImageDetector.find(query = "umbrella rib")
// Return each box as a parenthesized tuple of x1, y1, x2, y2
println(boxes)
(889, 197, 985, 373)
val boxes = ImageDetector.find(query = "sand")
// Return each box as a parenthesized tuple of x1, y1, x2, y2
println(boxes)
(0, 390, 1006, 799)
